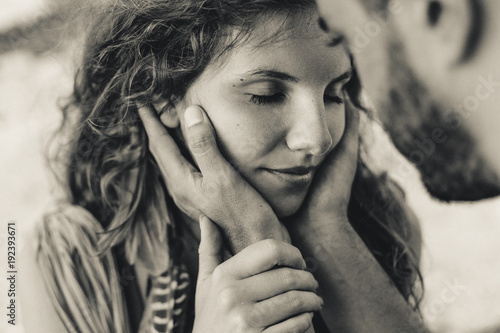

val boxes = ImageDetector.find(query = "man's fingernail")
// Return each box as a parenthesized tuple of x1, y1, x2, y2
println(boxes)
(185, 106, 203, 128)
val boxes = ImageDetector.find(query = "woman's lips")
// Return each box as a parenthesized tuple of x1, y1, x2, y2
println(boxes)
(271, 166, 315, 175)
(263, 166, 317, 187)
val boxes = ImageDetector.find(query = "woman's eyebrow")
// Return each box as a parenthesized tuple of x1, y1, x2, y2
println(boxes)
(239, 68, 353, 84)
(244, 69, 300, 83)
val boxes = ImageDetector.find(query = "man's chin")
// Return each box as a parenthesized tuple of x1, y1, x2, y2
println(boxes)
(380, 34, 500, 203)
(421, 175, 500, 202)
(413, 156, 500, 202)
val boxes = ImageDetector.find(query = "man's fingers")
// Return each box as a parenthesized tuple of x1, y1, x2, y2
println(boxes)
(138, 104, 197, 182)
(138, 105, 174, 149)
(216, 239, 306, 279)
(184, 105, 234, 182)
(320, 99, 360, 174)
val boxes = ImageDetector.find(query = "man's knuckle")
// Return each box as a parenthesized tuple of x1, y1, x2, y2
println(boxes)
(282, 269, 299, 288)
(262, 239, 281, 259)
(287, 291, 303, 310)
(232, 312, 251, 332)
(211, 266, 226, 283)
(247, 306, 265, 328)
(218, 286, 237, 308)
(188, 132, 213, 155)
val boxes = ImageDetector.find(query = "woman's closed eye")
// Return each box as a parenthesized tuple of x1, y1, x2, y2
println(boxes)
(244, 80, 348, 106)
(324, 93, 344, 105)
(247, 91, 344, 106)
(325, 81, 350, 105)
(248, 92, 286, 105)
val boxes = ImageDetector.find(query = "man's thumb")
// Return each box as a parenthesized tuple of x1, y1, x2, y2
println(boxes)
(198, 215, 223, 280)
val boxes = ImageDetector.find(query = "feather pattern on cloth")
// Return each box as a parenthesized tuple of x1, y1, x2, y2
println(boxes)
(36, 204, 191, 333)
(138, 263, 190, 333)
(36, 205, 131, 333)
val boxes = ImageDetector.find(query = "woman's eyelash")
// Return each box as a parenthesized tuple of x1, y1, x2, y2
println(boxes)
(249, 93, 286, 105)
(325, 94, 344, 104)
(248, 92, 344, 106)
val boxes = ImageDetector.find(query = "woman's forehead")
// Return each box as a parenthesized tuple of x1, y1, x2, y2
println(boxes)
(211, 18, 349, 79)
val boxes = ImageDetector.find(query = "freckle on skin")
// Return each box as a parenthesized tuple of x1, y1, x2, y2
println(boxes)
(240, 79, 244, 81)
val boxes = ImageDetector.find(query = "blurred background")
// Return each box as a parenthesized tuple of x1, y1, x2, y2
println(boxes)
(0, 1, 499, 332)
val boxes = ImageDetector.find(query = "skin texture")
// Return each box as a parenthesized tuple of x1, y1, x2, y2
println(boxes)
(168, 17, 352, 218)
(315, 0, 500, 202)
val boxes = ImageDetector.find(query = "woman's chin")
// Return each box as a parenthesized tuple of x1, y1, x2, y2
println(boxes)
(267, 192, 308, 219)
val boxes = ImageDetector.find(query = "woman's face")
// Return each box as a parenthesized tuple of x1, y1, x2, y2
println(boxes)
(179, 14, 352, 218)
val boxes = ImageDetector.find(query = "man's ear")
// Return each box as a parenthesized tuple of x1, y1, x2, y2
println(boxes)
(397, 0, 474, 68)
(153, 100, 180, 129)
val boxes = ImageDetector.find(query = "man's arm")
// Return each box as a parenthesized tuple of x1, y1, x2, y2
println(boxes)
(288, 212, 427, 333)
(286, 101, 427, 333)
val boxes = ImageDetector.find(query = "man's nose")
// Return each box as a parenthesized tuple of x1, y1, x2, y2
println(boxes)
(285, 98, 333, 156)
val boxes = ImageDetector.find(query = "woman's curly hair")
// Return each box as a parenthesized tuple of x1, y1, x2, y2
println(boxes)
(56, 0, 422, 310)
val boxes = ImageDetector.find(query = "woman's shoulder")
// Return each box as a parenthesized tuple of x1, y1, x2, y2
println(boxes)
(18, 218, 66, 332)
(21, 205, 132, 333)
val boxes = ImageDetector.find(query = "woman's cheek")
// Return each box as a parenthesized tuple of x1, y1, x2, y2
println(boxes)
(221, 133, 265, 172)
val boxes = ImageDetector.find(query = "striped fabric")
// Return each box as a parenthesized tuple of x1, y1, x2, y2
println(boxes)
(37, 206, 132, 333)
(36, 205, 191, 333)
(138, 262, 190, 333)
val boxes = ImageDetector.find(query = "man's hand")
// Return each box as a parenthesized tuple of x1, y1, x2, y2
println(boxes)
(285, 100, 428, 332)
(138, 105, 288, 253)
(285, 98, 360, 234)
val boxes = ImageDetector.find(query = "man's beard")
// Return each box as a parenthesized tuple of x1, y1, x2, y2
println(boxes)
(376, 37, 500, 202)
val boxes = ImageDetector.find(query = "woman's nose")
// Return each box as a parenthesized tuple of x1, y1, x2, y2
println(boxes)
(285, 99, 333, 156)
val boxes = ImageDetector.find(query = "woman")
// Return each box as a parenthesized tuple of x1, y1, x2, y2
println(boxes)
(26, 0, 422, 332)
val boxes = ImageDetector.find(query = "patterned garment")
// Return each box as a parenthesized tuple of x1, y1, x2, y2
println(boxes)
(138, 263, 190, 333)
(36, 205, 191, 333)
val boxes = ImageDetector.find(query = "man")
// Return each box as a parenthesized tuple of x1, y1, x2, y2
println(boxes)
(316, 0, 500, 201)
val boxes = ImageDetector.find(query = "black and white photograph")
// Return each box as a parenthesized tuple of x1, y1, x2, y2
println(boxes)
(1, 0, 500, 332)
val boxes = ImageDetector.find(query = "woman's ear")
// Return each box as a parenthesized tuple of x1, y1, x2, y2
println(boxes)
(153, 101, 180, 128)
